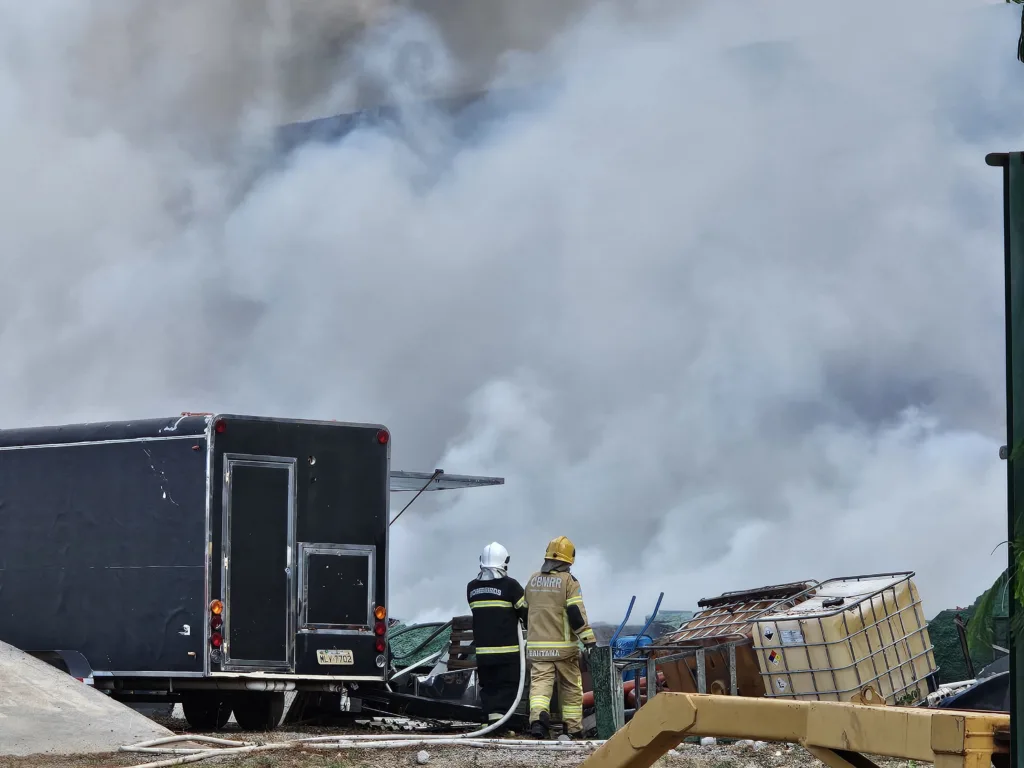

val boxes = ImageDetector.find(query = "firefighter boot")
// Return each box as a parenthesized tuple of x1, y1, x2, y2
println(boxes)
(530, 711, 550, 739)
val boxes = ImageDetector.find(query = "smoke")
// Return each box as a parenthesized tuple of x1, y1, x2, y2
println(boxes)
(0, 0, 1020, 623)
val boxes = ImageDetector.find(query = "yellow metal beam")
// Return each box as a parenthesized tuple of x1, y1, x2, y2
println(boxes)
(579, 693, 1009, 768)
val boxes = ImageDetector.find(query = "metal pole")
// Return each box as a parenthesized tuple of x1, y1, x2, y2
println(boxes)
(729, 644, 738, 696)
(389, 469, 442, 526)
(647, 654, 658, 701)
(988, 150, 1024, 768)
(696, 649, 707, 694)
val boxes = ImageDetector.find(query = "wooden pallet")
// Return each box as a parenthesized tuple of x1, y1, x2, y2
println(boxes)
(446, 615, 566, 724)
(448, 615, 476, 670)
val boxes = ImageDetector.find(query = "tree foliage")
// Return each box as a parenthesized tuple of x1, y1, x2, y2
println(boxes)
(967, 537, 1024, 656)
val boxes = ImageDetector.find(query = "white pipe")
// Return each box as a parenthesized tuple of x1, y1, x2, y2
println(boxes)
(936, 679, 976, 690)
(308, 738, 602, 749)
(121, 738, 603, 754)
(129, 736, 246, 749)
(122, 738, 614, 768)
(303, 624, 528, 742)
(123, 625, 535, 767)
(387, 647, 446, 684)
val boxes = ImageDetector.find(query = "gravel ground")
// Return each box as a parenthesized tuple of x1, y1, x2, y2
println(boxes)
(0, 706, 914, 768)
(0, 740, 862, 768)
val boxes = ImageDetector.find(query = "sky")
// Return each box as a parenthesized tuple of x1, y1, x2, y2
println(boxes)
(0, 0, 1022, 625)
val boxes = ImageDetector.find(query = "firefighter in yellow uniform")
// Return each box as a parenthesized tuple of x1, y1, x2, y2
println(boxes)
(522, 535, 596, 739)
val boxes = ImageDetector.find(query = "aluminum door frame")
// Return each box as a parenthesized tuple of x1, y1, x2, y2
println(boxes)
(221, 453, 298, 672)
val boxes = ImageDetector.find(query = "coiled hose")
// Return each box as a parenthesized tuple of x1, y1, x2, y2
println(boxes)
(120, 627, 621, 767)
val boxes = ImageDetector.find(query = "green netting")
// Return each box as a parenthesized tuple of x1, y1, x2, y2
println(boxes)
(387, 622, 452, 668)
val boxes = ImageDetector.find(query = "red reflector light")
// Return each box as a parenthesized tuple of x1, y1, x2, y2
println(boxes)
(375, 638, 386, 653)
(214, 419, 227, 434)
(376, 429, 389, 445)
(211, 631, 223, 648)
(374, 622, 386, 636)
(210, 615, 223, 629)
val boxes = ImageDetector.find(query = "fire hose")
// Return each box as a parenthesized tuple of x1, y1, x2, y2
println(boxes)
(120, 630, 651, 767)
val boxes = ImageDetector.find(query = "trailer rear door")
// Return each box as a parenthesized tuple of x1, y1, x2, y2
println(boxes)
(222, 454, 297, 672)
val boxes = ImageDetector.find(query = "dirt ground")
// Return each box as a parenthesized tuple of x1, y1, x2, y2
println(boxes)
(0, 709, 916, 768)
(0, 738, 909, 768)
(0, 745, 828, 768)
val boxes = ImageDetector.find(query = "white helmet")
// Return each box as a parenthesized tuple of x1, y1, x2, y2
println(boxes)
(480, 542, 510, 572)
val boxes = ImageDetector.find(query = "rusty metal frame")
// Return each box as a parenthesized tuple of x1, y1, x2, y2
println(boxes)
(579, 693, 1009, 768)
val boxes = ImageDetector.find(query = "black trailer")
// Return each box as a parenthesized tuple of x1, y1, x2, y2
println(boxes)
(0, 413, 502, 730)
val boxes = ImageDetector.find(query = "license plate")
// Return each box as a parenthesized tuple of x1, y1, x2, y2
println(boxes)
(317, 649, 354, 666)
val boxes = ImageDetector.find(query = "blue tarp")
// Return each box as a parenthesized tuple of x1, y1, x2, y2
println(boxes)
(614, 634, 654, 681)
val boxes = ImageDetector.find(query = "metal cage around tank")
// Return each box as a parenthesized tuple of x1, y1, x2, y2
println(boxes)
(751, 572, 939, 705)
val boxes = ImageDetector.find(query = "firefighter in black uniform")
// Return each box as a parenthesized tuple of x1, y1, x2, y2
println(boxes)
(467, 541, 529, 723)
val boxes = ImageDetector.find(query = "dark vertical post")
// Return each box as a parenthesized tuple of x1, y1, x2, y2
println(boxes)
(988, 150, 1024, 768)
(590, 646, 624, 739)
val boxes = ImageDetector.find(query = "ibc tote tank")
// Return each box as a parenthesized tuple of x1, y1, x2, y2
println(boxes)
(751, 572, 939, 706)
(653, 580, 820, 697)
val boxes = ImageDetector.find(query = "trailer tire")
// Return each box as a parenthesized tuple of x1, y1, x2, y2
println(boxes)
(232, 691, 285, 731)
(181, 694, 232, 731)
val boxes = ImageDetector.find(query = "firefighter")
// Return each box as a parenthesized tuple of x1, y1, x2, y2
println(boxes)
(523, 535, 596, 739)
(467, 541, 529, 723)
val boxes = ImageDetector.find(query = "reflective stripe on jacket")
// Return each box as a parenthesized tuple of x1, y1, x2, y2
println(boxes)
(523, 569, 595, 661)
(466, 576, 528, 663)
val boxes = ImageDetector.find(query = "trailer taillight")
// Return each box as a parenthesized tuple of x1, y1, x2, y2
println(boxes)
(214, 419, 227, 434)
(210, 615, 223, 630)
(210, 600, 223, 615)
(376, 429, 389, 445)
(211, 631, 223, 648)
(373, 606, 387, 653)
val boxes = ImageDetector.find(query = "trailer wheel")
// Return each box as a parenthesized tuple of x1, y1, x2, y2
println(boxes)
(232, 692, 285, 731)
(181, 694, 232, 731)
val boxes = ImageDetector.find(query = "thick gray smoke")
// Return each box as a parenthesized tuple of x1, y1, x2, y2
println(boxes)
(0, 0, 1020, 624)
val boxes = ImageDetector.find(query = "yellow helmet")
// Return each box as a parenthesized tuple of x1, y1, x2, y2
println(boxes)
(544, 535, 575, 565)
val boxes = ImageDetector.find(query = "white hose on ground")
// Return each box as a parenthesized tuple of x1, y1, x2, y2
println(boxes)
(122, 738, 612, 768)
(122, 625, 590, 767)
